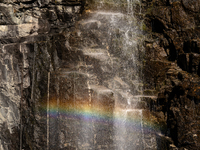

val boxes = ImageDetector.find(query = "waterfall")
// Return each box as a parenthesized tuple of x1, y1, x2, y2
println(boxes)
(47, 0, 158, 149)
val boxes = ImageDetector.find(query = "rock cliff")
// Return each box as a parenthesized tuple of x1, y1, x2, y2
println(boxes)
(0, 0, 199, 149)
(0, 0, 85, 149)
(143, 0, 200, 149)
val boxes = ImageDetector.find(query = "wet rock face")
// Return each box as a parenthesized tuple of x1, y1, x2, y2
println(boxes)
(143, 0, 200, 149)
(0, 0, 199, 149)
(0, 0, 85, 149)
(0, 0, 158, 149)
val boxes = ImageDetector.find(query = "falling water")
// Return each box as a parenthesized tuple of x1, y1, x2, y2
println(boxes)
(47, 0, 158, 149)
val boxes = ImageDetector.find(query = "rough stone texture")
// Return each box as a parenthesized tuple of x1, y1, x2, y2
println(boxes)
(143, 0, 200, 149)
(0, 0, 158, 149)
(0, 0, 200, 149)
(0, 0, 85, 149)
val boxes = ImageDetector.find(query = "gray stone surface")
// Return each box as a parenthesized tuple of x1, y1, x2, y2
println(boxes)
(0, 0, 84, 149)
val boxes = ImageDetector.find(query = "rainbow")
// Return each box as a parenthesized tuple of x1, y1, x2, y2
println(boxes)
(40, 98, 163, 133)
